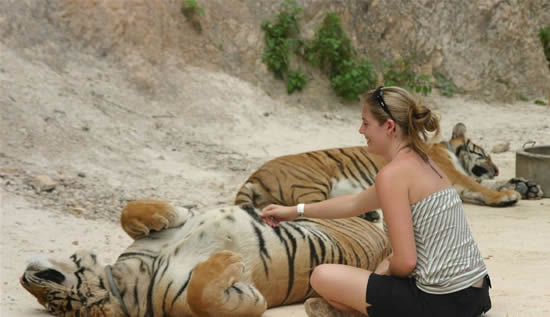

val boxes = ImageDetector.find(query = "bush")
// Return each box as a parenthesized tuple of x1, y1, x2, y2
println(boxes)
(434, 72, 456, 97)
(261, 0, 302, 80)
(382, 57, 432, 96)
(307, 13, 376, 100)
(306, 13, 354, 75)
(516, 93, 529, 102)
(261, 5, 429, 99)
(331, 59, 376, 100)
(287, 70, 308, 94)
(540, 27, 550, 67)
(181, 0, 205, 33)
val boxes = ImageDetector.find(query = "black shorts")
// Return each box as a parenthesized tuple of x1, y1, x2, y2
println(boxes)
(366, 273, 492, 317)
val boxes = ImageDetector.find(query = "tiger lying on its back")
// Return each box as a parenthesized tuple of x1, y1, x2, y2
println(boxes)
(235, 123, 543, 219)
(21, 200, 390, 317)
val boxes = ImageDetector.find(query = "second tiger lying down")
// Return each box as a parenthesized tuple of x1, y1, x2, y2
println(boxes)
(21, 200, 390, 317)
(235, 123, 543, 221)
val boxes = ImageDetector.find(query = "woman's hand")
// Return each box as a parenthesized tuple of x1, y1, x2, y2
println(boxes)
(261, 204, 298, 227)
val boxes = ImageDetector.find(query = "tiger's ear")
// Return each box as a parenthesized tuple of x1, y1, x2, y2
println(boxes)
(451, 122, 467, 139)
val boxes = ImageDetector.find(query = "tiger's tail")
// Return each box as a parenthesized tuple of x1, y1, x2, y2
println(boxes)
(234, 178, 282, 209)
(234, 181, 256, 207)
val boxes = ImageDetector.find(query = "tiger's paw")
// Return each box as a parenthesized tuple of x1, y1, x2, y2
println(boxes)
(486, 189, 521, 207)
(120, 200, 181, 239)
(358, 210, 380, 222)
(305, 298, 364, 317)
(465, 187, 521, 207)
(192, 250, 245, 291)
(188, 251, 266, 317)
(502, 178, 544, 200)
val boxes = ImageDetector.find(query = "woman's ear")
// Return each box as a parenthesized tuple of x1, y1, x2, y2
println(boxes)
(385, 119, 397, 134)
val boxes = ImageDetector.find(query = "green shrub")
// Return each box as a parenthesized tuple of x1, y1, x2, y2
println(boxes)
(540, 27, 550, 67)
(516, 93, 529, 102)
(261, 6, 429, 99)
(433, 72, 456, 97)
(331, 59, 376, 100)
(306, 13, 354, 75)
(534, 99, 547, 105)
(261, 0, 303, 79)
(287, 70, 308, 94)
(181, 0, 205, 33)
(382, 57, 432, 96)
(306, 13, 376, 100)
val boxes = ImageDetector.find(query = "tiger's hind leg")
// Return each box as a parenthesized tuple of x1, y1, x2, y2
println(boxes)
(120, 200, 187, 240)
(187, 250, 267, 317)
(480, 178, 544, 200)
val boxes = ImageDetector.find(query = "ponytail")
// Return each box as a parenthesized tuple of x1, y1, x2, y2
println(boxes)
(407, 101, 440, 161)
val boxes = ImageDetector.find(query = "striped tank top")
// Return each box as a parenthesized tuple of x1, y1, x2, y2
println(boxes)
(406, 187, 487, 294)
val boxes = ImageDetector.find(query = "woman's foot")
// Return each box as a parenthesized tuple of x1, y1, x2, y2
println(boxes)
(304, 298, 365, 317)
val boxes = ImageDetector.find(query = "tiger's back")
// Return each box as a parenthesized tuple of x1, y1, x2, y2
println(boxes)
(235, 147, 386, 209)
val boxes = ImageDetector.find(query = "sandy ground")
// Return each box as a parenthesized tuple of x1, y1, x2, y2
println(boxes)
(1, 40, 550, 316)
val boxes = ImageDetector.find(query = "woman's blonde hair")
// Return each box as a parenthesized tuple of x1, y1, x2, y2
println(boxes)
(363, 86, 440, 161)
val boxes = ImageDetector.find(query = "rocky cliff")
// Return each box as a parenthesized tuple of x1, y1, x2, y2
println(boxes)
(1, 0, 549, 104)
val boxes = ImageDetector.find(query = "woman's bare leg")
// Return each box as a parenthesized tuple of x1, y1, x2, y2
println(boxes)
(309, 264, 373, 315)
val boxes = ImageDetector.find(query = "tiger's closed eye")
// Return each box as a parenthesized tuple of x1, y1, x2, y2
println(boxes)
(35, 269, 66, 284)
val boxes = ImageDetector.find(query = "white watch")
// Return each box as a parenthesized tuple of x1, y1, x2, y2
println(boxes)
(297, 203, 305, 218)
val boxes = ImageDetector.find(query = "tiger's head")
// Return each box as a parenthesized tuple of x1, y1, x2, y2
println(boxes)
(20, 251, 115, 317)
(446, 122, 499, 181)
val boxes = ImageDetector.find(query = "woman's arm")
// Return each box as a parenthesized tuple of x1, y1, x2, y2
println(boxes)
(375, 166, 417, 277)
(261, 185, 381, 225)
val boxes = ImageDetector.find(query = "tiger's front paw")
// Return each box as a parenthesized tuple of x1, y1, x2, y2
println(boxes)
(484, 189, 521, 207)
(187, 251, 246, 314)
(503, 178, 544, 200)
(120, 200, 178, 239)
(192, 251, 245, 290)
(188, 251, 266, 317)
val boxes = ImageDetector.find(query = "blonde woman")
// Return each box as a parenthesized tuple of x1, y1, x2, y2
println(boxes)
(261, 86, 492, 317)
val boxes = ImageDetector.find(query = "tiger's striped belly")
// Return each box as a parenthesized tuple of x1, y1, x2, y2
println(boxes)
(328, 178, 368, 198)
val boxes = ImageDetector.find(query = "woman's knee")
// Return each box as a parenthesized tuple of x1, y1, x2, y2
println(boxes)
(310, 264, 332, 293)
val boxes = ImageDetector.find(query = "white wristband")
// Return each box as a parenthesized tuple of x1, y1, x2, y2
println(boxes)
(297, 203, 305, 218)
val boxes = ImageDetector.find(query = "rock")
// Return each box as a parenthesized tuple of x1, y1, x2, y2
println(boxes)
(491, 142, 510, 153)
(30, 175, 57, 192)
(0, 168, 19, 178)
(69, 208, 84, 216)
(3, 0, 550, 103)
(323, 112, 344, 121)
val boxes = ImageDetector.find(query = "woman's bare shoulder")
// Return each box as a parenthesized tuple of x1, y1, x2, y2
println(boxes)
(379, 155, 417, 177)
(376, 160, 412, 191)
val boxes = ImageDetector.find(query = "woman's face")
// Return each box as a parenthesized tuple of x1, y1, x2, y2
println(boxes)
(359, 104, 388, 154)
